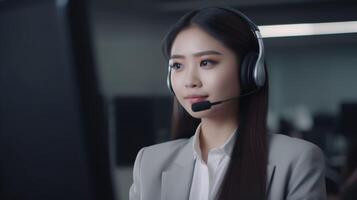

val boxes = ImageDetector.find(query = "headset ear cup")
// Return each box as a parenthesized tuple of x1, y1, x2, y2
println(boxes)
(167, 68, 175, 95)
(240, 52, 258, 93)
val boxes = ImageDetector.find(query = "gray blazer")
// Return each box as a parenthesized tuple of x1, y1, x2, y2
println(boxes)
(129, 133, 327, 200)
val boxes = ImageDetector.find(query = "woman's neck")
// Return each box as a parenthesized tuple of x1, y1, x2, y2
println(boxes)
(199, 113, 238, 162)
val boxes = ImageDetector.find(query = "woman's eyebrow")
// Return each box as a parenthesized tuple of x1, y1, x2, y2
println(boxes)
(193, 50, 222, 57)
(170, 50, 222, 59)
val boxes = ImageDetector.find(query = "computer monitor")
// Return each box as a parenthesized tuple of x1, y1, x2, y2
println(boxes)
(0, 0, 114, 199)
(339, 102, 357, 136)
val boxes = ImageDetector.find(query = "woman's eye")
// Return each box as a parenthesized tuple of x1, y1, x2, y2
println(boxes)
(170, 63, 182, 70)
(200, 59, 217, 67)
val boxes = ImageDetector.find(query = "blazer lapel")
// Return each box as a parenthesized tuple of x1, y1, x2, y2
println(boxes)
(161, 137, 196, 200)
(266, 164, 276, 195)
(266, 133, 276, 195)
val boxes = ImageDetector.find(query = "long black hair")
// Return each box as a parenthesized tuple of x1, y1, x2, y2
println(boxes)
(162, 7, 269, 200)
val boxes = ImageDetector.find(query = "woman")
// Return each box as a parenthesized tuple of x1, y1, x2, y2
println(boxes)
(129, 7, 326, 200)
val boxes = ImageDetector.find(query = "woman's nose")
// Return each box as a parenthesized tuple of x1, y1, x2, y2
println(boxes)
(184, 67, 202, 88)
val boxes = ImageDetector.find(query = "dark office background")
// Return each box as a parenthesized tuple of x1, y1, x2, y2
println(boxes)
(1, 0, 357, 200)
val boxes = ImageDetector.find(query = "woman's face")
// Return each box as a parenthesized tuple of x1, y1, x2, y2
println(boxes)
(169, 26, 241, 119)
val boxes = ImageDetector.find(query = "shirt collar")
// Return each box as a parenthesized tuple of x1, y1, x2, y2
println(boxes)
(192, 123, 238, 160)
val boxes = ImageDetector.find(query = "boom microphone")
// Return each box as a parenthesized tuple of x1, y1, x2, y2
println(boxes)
(191, 96, 239, 112)
(191, 89, 260, 112)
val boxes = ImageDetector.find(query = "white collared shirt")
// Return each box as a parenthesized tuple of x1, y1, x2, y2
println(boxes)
(189, 123, 238, 200)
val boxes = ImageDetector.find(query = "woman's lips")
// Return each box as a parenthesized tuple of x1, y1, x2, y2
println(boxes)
(184, 95, 208, 104)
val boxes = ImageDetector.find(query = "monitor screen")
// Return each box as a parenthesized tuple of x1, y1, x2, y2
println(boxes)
(0, 0, 114, 199)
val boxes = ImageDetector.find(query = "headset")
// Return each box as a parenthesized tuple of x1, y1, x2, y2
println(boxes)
(166, 7, 266, 96)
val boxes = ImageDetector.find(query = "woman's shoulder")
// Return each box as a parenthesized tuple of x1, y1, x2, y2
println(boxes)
(135, 138, 192, 166)
(266, 134, 326, 199)
(268, 133, 321, 151)
(267, 133, 324, 165)
(140, 138, 190, 155)
(132, 138, 192, 178)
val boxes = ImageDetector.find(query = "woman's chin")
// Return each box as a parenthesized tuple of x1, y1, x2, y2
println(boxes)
(188, 111, 208, 119)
